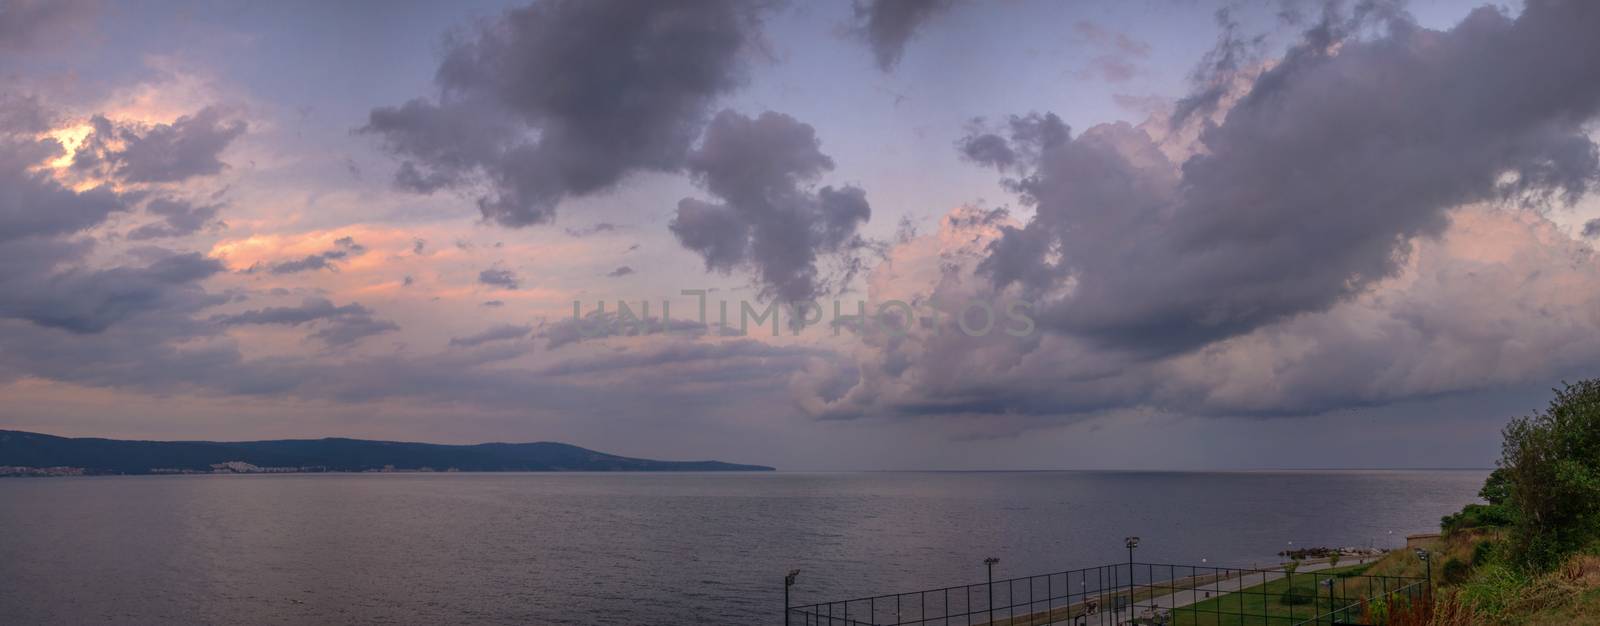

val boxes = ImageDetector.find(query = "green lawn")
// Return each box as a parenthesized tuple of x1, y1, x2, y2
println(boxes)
(1163, 564, 1388, 626)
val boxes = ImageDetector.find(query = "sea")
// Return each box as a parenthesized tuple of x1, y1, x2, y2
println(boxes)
(0, 470, 1485, 625)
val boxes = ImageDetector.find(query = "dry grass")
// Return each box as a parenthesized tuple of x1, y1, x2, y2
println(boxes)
(1423, 553, 1600, 625)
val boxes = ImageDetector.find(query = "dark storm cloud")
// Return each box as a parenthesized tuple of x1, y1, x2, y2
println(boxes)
(74, 106, 247, 183)
(1583, 218, 1600, 239)
(0, 156, 122, 243)
(669, 110, 873, 303)
(127, 197, 223, 240)
(477, 268, 519, 290)
(3, 251, 225, 334)
(362, 0, 770, 227)
(449, 323, 533, 347)
(0, 0, 97, 52)
(213, 297, 398, 347)
(252, 237, 365, 275)
(968, 0, 1600, 355)
(606, 265, 634, 277)
(854, 0, 954, 71)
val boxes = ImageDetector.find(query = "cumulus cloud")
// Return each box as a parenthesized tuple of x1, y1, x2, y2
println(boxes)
(477, 267, 519, 290)
(74, 106, 247, 183)
(0, 95, 124, 243)
(669, 110, 874, 303)
(795, 204, 1600, 426)
(795, 1, 1600, 425)
(213, 297, 398, 347)
(362, 0, 770, 227)
(1154, 206, 1600, 416)
(0, 94, 225, 335)
(853, 0, 954, 71)
(965, 1, 1600, 355)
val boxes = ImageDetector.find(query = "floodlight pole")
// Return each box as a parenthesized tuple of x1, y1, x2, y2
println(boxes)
(985, 557, 1000, 624)
(1416, 548, 1432, 597)
(784, 569, 799, 626)
(1125, 537, 1140, 621)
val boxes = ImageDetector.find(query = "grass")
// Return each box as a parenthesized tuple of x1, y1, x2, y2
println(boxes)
(1431, 552, 1600, 625)
(1337, 529, 1600, 625)
(1164, 563, 1385, 626)
(1516, 583, 1600, 625)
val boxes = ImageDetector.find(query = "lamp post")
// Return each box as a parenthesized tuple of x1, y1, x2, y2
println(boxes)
(784, 569, 800, 626)
(985, 557, 1000, 624)
(1125, 537, 1140, 620)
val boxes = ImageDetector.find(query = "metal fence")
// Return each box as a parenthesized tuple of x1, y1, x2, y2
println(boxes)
(785, 560, 1428, 626)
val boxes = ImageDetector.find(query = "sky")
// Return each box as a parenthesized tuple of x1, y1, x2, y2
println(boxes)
(3, 0, 1599, 470)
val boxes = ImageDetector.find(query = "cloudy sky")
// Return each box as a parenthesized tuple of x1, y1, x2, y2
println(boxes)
(3, 0, 1598, 470)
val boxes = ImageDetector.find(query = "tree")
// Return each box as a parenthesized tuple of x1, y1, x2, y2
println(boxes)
(1328, 551, 1342, 570)
(1442, 467, 1517, 533)
(1500, 380, 1600, 570)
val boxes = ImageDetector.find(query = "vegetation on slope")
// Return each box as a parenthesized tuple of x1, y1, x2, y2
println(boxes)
(1390, 380, 1600, 624)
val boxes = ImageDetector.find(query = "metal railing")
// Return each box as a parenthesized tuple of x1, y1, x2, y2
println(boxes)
(786, 560, 1428, 626)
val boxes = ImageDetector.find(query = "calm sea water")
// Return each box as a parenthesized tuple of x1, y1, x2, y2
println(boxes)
(0, 470, 1484, 625)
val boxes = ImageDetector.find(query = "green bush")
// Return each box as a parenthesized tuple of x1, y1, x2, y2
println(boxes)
(1442, 557, 1471, 585)
(1441, 503, 1515, 533)
(1471, 539, 1498, 566)
(1279, 583, 1317, 606)
(1500, 380, 1600, 571)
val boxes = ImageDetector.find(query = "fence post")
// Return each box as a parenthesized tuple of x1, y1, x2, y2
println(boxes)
(1324, 577, 1336, 626)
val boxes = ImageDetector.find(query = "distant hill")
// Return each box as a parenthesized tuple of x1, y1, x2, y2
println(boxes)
(0, 430, 774, 474)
